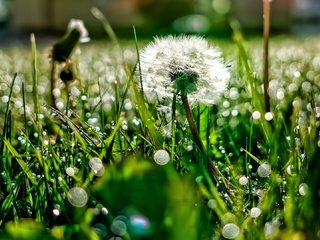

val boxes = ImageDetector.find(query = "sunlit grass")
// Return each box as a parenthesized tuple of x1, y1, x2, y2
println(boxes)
(0, 33, 320, 239)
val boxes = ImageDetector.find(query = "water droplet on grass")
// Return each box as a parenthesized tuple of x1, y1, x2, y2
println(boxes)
(89, 157, 103, 172)
(67, 187, 88, 207)
(239, 176, 248, 185)
(66, 167, 75, 176)
(264, 112, 273, 121)
(111, 220, 127, 236)
(153, 149, 170, 165)
(129, 214, 152, 237)
(299, 183, 308, 196)
(250, 207, 261, 218)
(53, 209, 60, 216)
(195, 176, 203, 183)
(207, 199, 217, 209)
(257, 163, 271, 178)
(222, 223, 240, 239)
(252, 111, 261, 120)
(93, 223, 107, 238)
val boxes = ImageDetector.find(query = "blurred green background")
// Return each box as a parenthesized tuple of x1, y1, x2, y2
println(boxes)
(0, 0, 320, 39)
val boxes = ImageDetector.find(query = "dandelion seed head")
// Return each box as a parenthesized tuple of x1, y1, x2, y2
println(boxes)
(68, 19, 90, 43)
(138, 35, 230, 105)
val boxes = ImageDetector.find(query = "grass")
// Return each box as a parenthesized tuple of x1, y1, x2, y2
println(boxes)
(0, 30, 320, 240)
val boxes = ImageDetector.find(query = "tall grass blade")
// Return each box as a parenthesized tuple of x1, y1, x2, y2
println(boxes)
(30, 34, 39, 125)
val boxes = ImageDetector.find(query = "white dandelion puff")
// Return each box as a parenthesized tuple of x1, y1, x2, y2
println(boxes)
(138, 35, 230, 105)
(67, 19, 90, 43)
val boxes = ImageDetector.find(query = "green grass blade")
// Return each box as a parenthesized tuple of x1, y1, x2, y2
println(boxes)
(2, 137, 38, 185)
(30, 34, 39, 125)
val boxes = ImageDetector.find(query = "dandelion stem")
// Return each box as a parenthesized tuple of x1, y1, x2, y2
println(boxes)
(263, 0, 271, 112)
(181, 94, 205, 153)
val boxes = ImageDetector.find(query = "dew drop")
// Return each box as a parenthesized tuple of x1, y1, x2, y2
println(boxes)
(89, 157, 103, 172)
(239, 176, 248, 185)
(93, 223, 107, 238)
(257, 163, 271, 178)
(222, 223, 240, 239)
(67, 187, 88, 207)
(101, 207, 109, 215)
(250, 207, 261, 218)
(110, 220, 127, 236)
(252, 111, 261, 120)
(129, 214, 152, 237)
(264, 112, 273, 121)
(153, 149, 170, 165)
(195, 175, 203, 183)
(66, 167, 75, 176)
(52, 208, 60, 216)
(299, 183, 308, 196)
(207, 199, 217, 209)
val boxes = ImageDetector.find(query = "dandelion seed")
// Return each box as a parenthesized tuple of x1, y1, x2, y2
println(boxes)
(153, 149, 170, 165)
(257, 163, 271, 177)
(138, 35, 230, 105)
(222, 223, 240, 239)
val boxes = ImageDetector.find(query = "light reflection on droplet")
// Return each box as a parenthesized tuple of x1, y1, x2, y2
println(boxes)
(129, 214, 152, 237)
(52, 208, 60, 216)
